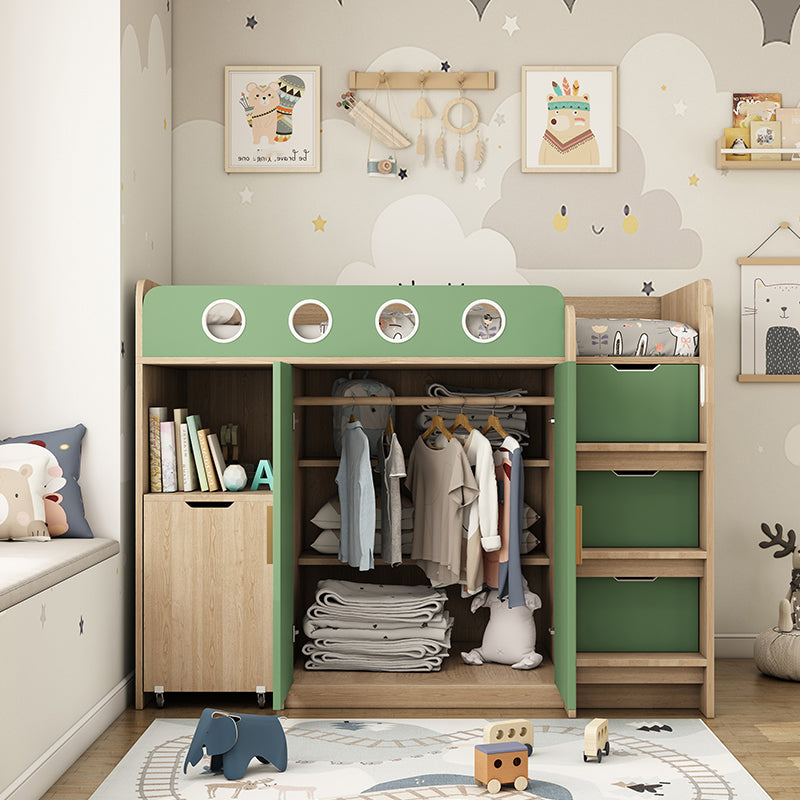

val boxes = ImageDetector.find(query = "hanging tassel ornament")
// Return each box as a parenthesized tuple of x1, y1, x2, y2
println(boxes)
(473, 134, 486, 171)
(435, 125, 446, 168)
(455, 146, 466, 182)
(411, 71, 434, 165)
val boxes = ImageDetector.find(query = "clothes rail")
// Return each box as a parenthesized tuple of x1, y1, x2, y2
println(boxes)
(293, 396, 554, 406)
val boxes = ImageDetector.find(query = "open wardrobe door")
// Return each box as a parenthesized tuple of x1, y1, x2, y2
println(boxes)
(553, 360, 577, 716)
(273, 361, 295, 710)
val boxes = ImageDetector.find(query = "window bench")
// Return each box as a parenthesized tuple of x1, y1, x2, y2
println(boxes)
(0, 537, 119, 612)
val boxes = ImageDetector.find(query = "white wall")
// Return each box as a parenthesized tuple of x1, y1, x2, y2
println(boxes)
(0, 1, 126, 796)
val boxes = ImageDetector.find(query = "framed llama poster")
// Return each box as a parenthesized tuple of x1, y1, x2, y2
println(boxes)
(225, 66, 321, 173)
(521, 65, 617, 173)
(740, 258, 800, 377)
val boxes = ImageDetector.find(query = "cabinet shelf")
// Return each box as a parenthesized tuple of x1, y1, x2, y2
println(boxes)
(297, 550, 551, 567)
(294, 395, 555, 407)
(716, 136, 800, 169)
(576, 356, 700, 365)
(577, 652, 707, 668)
(285, 651, 562, 712)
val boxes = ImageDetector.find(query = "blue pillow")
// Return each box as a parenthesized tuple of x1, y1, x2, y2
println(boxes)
(0, 424, 93, 538)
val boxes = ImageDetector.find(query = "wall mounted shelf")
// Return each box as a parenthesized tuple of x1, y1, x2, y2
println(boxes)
(716, 136, 800, 169)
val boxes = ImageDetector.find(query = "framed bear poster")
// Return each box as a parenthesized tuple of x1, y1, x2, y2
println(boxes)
(521, 65, 617, 173)
(225, 66, 321, 173)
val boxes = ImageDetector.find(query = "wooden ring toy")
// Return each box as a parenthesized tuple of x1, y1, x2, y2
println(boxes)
(442, 97, 479, 135)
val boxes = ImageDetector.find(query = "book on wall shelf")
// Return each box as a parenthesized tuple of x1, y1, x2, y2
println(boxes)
(776, 107, 800, 161)
(197, 429, 220, 492)
(160, 421, 178, 493)
(148, 406, 168, 492)
(186, 414, 210, 492)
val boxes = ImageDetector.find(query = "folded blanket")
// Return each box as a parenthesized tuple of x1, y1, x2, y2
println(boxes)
(303, 614, 453, 643)
(313, 579, 447, 619)
(303, 650, 444, 672)
(302, 636, 449, 658)
(426, 382, 528, 398)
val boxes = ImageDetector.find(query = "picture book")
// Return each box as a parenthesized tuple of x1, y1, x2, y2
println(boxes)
(776, 107, 800, 161)
(179, 422, 198, 492)
(733, 92, 781, 128)
(197, 429, 220, 491)
(207, 433, 228, 492)
(173, 408, 189, 490)
(724, 127, 750, 161)
(751, 119, 781, 161)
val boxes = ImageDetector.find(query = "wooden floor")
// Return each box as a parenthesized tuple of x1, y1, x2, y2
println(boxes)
(41, 660, 800, 800)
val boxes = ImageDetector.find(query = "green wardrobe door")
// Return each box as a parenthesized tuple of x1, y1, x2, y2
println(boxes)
(554, 361, 576, 714)
(273, 361, 294, 710)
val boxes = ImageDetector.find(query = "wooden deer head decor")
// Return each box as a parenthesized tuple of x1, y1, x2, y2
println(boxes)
(759, 522, 800, 632)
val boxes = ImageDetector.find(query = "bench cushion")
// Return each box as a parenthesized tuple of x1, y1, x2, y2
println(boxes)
(0, 538, 119, 612)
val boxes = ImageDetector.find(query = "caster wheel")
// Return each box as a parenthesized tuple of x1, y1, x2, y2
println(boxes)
(604, 742, 610, 756)
(155, 693, 165, 709)
(583, 754, 588, 762)
(486, 779, 501, 794)
(256, 692, 267, 709)
(514, 776, 528, 790)
(596, 749, 603, 763)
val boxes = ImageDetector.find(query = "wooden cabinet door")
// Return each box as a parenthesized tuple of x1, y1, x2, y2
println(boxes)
(142, 495, 273, 693)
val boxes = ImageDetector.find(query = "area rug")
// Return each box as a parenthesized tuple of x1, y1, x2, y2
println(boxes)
(89, 717, 771, 800)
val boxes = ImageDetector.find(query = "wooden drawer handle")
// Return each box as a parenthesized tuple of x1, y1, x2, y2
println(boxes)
(184, 501, 235, 509)
(613, 576, 658, 582)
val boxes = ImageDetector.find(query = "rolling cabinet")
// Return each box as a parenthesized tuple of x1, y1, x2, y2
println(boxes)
(566, 280, 715, 717)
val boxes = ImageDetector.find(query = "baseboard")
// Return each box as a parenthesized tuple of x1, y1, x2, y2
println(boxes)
(715, 633, 757, 659)
(0, 673, 133, 800)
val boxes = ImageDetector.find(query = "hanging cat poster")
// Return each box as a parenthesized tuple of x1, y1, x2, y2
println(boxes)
(224, 66, 321, 173)
(740, 258, 800, 376)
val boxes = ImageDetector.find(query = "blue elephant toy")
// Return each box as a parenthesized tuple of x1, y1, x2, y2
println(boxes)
(184, 709, 288, 781)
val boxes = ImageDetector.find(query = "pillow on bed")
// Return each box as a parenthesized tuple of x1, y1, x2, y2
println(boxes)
(0, 447, 51, 541)
(0, 425, 93, 538)
(576, 318, 699, 357)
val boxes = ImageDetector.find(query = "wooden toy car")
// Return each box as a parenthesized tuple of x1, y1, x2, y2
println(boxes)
(474, 742, 529, 793)
(583, 717, 610, 762)
(483, 718, 534, 755)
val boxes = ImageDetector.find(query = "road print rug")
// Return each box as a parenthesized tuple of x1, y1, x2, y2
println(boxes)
(89, 717, 771, 800)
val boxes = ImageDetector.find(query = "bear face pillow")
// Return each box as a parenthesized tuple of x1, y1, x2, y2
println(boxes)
(0, 424, 93, 538)
(0, 448, 51, 541)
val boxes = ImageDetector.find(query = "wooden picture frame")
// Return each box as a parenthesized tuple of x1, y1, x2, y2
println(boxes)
(521, 65, 617, 173)
(224, 66, 321, 173)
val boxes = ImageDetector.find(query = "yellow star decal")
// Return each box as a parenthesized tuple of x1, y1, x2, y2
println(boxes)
(313, 215, 327, 232)
(661, 84, 667, 91)
(688, 173, 699, 186)
(163, 118, 167, 130)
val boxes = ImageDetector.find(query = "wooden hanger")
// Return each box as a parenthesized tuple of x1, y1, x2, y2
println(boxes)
(481, 398, 508, 439)
(448, 405, 473, 435)
(349, 413, 357, 423)
(421, 412, 452, 444)
(384, 414, 394, 438)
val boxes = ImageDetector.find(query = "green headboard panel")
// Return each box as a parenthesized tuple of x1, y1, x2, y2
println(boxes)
(141, 285, 565, 359)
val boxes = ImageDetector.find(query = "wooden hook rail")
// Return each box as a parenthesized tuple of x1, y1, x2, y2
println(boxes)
(349, 70, 496, 92)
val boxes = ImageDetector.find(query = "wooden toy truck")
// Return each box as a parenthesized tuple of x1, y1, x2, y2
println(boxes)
(474, 742, 529, 793)
(583, 718, 610, 762)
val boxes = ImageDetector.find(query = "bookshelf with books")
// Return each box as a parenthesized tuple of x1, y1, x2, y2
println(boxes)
(137, 283, 276, 707)
(717, 91, 800, 169)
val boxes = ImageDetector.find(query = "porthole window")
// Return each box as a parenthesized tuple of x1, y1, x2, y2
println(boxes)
(202, 299, 246, 343)
(462, 300, 506, 343)
(289, 299, 333, 343)
(375, 300, 419, 343)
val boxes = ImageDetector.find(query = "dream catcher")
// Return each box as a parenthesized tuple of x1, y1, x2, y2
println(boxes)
(437, 72, 485, 181)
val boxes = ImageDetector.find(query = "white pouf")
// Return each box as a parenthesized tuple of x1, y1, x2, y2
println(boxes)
(754, 627, 800, 682)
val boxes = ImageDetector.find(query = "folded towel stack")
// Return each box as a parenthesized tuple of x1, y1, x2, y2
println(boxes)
(302, 579, 453, 672)
(416, 382, 529, 447)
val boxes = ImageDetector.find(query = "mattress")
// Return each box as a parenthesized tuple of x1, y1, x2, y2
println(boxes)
(576, 318, 699, 357)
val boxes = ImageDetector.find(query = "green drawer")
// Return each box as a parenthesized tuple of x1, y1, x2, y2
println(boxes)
(577, 471, 699, 547)
(577, 364, 699, 442)
(577, 577, 699, 652)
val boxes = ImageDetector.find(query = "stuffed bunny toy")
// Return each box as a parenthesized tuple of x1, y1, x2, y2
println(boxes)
(461, 578, 543, 670)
